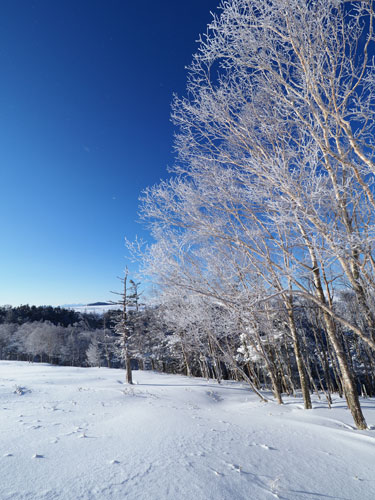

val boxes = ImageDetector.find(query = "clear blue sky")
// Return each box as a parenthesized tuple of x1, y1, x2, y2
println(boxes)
(0, 0, 220, 306)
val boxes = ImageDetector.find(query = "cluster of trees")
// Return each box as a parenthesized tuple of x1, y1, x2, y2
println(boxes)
(132, 0, 375, 429)
(0, 302, 157, 372)
(0, 304, 124, 365)
(0, 320, 101, 366)
(148, 290, 375, 402)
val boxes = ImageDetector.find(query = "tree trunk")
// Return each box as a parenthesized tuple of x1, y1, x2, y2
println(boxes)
(285, 304, 312, 408)
(125, 352, 133, 384)
(312, 267, 367, 429)
(301, 228, 367, 429)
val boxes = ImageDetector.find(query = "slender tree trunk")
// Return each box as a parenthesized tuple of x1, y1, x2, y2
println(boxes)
(312, 267, 367, 429)
(285, 300, 312, 409)
(180, 336, 191, 377)
(300, 227, 367, 429)
(125, 351, 133, 384)
(208, 332, 222, 383)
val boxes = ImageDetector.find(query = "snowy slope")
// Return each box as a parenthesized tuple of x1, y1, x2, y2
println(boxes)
(0, 361, 374, 500)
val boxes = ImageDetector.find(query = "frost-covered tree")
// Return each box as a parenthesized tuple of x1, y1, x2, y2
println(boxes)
(86, 339, 102, 367)
(112, 268, 140, 384)
(138, 0, 375, 429)
(0, 323, 18, 359)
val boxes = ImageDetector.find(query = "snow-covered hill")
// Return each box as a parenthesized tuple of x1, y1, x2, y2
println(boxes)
(0, 361, 374, 500)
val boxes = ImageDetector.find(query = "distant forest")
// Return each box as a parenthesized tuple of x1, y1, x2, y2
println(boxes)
(0, 305, 120, 367)
(0, 304, 103, 329)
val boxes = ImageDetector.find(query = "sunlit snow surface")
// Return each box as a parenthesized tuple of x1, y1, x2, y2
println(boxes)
(0, 361, 374, 500)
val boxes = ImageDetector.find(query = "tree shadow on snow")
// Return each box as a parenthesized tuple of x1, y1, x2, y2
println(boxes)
(141, 382, 252, 392)
(287, 490, 351, 500)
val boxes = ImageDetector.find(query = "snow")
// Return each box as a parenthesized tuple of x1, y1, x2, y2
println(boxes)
(0, 361, 374, 500)
(65, 304, 120, 315)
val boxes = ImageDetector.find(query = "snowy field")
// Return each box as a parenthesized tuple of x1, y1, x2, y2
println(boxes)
(0, 361, 374, 500)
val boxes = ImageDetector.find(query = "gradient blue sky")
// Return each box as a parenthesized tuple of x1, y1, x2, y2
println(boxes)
(0, 0, 220, 306)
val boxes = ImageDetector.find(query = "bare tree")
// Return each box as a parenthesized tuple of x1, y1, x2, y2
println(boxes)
(112, 268, 134, 384)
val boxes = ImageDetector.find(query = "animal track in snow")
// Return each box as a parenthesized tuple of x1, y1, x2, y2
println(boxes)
(249, 442, 276, 450)
(227, 463, 242, 473)
(206, 390, 223, 402)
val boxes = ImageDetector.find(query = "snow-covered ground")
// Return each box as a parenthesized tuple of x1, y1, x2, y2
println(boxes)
(0, 362, 374, 500)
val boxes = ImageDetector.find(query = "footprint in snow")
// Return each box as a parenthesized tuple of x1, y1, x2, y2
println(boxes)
(227, 463, 242, 473)
(258, 444, 276, 450)
(191, 451, 206, 458)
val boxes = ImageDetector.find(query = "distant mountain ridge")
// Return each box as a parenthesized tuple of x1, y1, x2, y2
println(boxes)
(87, 302, 111, 306)
(61, 301, 111, 308)
(62, 302, 120, 314)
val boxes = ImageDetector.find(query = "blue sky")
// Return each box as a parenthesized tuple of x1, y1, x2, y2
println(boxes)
(0, 0, 220, 306)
